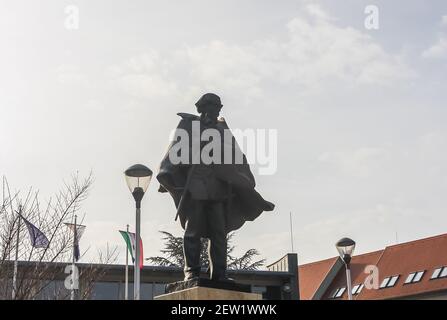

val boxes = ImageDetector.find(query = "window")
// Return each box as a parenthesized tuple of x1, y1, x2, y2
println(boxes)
(387, 275, 400, 287)
(352, 284, 364, 295)
(335, 287, 346, 298)
(379, 277, 390, 288)
(92, 282, 121, 300)
(329, 287, 346, 299)
(330, 287, 347, 298)
(352, 284, 360, 295)
(430, 267, 447, 280)
(405, 271, 425, 284)
(405, 273, 415, 284)
(379, 275, 400, 288)
(357, 284, 365, 294)
(440, 267, 447, 278)
(413, 271, 425, 282)
(431, 268, 442, 279)
(330, 288, 339, 299)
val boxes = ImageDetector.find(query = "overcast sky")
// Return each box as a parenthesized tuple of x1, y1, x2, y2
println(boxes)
(1, 0, 447, 266)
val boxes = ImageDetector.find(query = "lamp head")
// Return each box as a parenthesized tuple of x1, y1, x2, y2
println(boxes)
(124, 164, 153, 207)
(335, 237, 356, 265)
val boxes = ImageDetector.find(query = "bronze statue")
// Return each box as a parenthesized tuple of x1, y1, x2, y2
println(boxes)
(157, 93, 274, 281)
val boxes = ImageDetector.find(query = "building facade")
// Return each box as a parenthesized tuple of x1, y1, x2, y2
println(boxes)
(2, 253, 298, 300)
(299, 233, 447, 300)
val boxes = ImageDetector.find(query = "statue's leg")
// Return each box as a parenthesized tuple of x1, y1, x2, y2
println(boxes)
(207, 201, 227, 280)
(183, 201, 205, 280)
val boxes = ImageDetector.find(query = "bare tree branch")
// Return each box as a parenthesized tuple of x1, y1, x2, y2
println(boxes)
(0, 173, 112, 300)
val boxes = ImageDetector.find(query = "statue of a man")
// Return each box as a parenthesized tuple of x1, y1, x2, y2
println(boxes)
(157, 93, 274, 281)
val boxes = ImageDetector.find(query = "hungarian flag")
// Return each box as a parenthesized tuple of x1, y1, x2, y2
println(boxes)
(21, 216, 50, 248)
(119, 230, 144, 269)
(65, 222, 86, 261)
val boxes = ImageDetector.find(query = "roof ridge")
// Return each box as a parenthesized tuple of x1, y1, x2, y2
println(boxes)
(301, 250, 385, 268)
(385, 232, 447, 250)
(352, 249, 384, 258)
(299, 257, 337, 268)
(310, 257, 340, 299)
(300, 250, 384, 268)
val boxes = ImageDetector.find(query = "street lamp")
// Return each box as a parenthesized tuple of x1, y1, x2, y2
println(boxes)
(335, 237, 356, 300)
(125, 164, 153, 300)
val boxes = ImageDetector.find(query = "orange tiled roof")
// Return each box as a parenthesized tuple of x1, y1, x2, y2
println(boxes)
(298, 257, 338, 300)
(299, 233, 447, 300)
(359, 233, 447, 299)
(320, 250, 383, 299)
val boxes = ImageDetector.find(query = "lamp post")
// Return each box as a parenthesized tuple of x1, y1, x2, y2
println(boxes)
(335, 237, 356, 300)
(124, 164, 152, 300)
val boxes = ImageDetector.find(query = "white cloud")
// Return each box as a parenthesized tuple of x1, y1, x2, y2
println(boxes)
(294, 202, 413, 262)
(422, 37, 447, 59)
(422, 15, 447, 59)
(108, 52, 178, 100)
(181, 4, 413, 95)
(56, 64, 89, 86)
(253, 231, 291, 265)
(107, 4, 413, 103)
(415, 132, 447, 171)
(280, 9, 412, 86)
(182, 41, 264, 102)
(318, 147, 386, 178)
(305, 3, 335, 22)
(442, 15, 447, 26)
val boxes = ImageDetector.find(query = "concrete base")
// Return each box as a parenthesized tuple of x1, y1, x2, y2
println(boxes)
(165, 278, 251, 294)
(155, 286, 262, 300)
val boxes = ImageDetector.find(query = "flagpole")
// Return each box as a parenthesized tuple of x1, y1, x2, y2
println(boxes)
(289, 211, 295, 253)
(71, 215, 77, 301)
(12, 205, 22, 300)
(125, 224, 129, 300)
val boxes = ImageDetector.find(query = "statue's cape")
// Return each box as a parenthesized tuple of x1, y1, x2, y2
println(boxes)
(157, 113, 275, 234)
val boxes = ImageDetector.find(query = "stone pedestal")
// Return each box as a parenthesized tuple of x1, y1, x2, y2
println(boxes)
(154, 278, 262, 300)
(155, 286, 261, 300)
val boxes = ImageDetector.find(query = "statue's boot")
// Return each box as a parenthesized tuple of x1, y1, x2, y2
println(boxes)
(183, 231, 202, 281)
(208, 202, 228, 281)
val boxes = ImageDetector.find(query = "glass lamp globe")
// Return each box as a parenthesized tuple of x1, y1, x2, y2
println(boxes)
(124, 164, 153, 194)
(336, 237, 356, 260)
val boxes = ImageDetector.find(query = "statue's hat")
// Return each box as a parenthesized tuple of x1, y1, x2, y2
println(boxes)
(195, 93, 223, 113)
